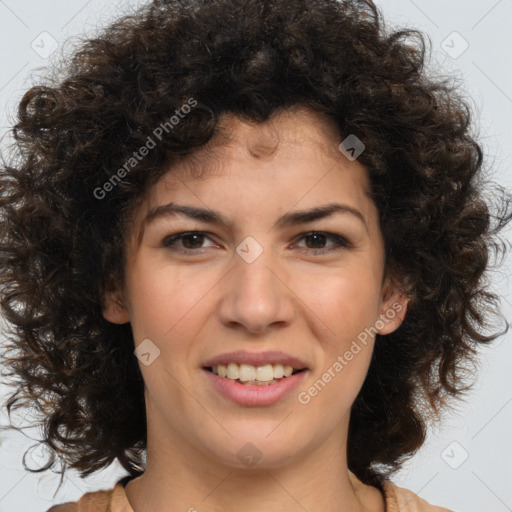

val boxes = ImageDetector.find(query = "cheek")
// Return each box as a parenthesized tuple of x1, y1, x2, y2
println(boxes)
(125, 259, 214, 342)
(301, 272, 379, 413)
(304, 268, 382, 343)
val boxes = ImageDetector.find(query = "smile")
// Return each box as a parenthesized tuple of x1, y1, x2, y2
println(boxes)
(203, 367, 308, 406)
(207, 363, 304, 385)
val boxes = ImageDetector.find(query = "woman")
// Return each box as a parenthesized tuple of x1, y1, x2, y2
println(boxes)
(0, 0, 510, 511)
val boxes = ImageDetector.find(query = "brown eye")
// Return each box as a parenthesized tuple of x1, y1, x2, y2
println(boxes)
(303, 233, 328, 249)
(294, 231, 351, 254)
(180, 233, 205, 249)
(163, 232, 216, 253)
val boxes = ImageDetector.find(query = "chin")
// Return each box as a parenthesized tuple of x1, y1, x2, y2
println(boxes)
(198, 426, 310, 470)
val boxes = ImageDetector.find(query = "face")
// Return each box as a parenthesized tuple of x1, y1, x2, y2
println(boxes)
(103, 106, 408, 472)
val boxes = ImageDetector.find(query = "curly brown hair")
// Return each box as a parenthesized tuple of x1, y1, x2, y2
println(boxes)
(0, 0, 511, 492)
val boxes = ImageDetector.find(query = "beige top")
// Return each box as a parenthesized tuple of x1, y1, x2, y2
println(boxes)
(46, 473, 453, 512)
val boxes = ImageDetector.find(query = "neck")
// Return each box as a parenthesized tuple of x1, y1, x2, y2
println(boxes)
(123, 400, 385, 512)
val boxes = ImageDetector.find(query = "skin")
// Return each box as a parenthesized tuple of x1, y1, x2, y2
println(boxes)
(104, 106, 409, 512)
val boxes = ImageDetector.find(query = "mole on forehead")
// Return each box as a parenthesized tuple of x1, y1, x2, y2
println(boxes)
(175, 109, 340, 176)
(245, 126, 281, 159)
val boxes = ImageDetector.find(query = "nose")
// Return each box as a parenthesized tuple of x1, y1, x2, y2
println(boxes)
(216, 246, 296, 335)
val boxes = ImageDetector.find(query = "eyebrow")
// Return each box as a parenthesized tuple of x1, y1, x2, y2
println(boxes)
(138, 201, 368, 243)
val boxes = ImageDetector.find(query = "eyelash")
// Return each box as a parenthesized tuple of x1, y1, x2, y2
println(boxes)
(162, 231, 352, 255)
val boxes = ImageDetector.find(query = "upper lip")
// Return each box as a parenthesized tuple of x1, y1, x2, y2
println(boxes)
(202, 350, 309, 370)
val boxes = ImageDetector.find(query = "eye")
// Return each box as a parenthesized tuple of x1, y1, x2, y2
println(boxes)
(162, 230, 352, 256)
(293, 231, 352, 254)
(162, 231, 217, 254)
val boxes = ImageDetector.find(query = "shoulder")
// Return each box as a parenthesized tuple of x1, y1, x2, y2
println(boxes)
(45, 483, 123, 512)
(382, 479, 454, 512)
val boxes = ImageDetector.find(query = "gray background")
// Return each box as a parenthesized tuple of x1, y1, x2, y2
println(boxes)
(0, 0, 511, 511)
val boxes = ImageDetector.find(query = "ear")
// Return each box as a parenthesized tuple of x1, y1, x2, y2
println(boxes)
(102, 288, 130, 324)
(376, 273, 409, 335)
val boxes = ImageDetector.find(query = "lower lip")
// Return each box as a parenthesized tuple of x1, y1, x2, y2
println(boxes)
(203, 368, 308, 406)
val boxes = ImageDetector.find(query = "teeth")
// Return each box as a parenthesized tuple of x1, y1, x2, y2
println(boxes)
(211, 363, 297, 382)
(226, 363, 239, 379)
(239, 364, 256, 382)
(273, 364, 284, 379)
(256, 364, 274, 381)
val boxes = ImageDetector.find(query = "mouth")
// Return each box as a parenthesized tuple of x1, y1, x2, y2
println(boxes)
(203, 363, 307, 386)
(201, 351, 310, 404)
(202, 361, 309, 406)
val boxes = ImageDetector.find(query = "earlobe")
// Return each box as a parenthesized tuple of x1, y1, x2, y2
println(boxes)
(377, 276, 409, 335)
(102, 290, 130, 324)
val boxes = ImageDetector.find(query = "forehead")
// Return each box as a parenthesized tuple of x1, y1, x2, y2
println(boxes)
(180, 106, 346, 178)
(128, 106, 375, 243)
